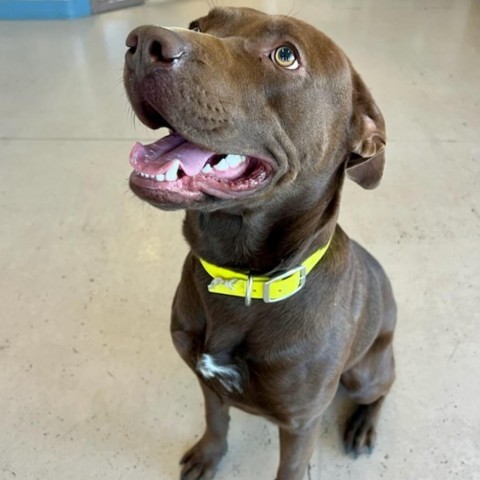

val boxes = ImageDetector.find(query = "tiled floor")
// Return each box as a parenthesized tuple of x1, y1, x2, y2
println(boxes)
(1, 1, 479, 479)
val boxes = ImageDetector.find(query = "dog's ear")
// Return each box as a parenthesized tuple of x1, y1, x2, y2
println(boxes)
(346, 70, 386, 189)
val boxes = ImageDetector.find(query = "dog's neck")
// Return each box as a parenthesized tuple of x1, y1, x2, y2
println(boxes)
(183, 169, 344, 273)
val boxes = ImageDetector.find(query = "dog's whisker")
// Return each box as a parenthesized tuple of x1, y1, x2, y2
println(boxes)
(285, 3, 301, 19)
(206, 0, 221, 10)
(115, 69, 124, 87)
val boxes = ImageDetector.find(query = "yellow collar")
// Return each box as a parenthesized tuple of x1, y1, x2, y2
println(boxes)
(199, 238, 332, 306)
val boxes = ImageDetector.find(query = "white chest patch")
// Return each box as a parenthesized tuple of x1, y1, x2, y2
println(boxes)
(196, 353, 242, 393)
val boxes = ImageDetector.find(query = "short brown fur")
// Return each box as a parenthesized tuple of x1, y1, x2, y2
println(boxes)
(124, 7, 396, 480)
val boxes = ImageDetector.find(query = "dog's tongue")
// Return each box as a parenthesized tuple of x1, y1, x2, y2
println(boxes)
(129, 133, 216, 176)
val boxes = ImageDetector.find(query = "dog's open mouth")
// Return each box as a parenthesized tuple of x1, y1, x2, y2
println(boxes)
(129, 132, 272, 204)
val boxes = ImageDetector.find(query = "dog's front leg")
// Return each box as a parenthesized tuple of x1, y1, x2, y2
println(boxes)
(276, 418, 321, 480)
(180, 382, 230, 480)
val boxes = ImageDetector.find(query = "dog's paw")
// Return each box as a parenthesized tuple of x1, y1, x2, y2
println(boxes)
(180, 436, 227, 480)
(343, 404, 378, 458)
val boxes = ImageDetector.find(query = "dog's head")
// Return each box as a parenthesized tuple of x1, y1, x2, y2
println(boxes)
(124, 7, 386, 211)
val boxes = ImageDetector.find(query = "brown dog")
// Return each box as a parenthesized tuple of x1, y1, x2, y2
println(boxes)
(124, 7, 396, 480)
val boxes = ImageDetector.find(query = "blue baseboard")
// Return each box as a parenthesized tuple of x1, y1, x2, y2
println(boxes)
(0, 0, 92, 19)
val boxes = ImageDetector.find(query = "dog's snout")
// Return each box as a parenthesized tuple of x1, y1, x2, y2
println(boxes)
(125, 26, 188, 75)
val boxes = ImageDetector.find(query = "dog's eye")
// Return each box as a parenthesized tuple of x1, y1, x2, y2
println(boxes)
(271, 46, 299, 70)
(188, 20, 202, 33)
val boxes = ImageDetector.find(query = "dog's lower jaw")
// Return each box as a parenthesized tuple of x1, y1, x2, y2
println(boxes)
(128, 132, 274, 208)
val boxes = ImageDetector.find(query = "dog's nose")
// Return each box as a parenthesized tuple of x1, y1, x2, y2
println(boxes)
(125, 26, 188, 75)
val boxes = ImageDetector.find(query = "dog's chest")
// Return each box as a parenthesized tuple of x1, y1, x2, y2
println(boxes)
(196, 353, 243, 393)
(172, 328, 248, 394)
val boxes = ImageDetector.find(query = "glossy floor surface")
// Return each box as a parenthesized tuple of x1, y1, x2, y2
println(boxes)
(1, 1, 479, 479)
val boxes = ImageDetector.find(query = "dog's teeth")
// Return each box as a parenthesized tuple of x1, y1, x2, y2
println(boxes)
(165, 160, 180, 181)
(225, 154, 245, 167)
(202, 164, 213, 174)
(214, 159, 229, 171)
(156, 173, 165, 181)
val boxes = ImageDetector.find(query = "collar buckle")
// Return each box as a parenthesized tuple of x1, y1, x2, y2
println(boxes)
(262, 265, 307, 303)
(245, 274, 254, 307)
